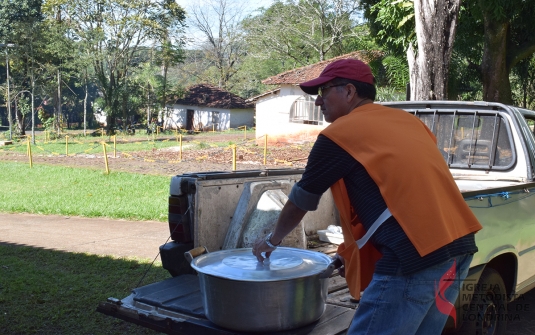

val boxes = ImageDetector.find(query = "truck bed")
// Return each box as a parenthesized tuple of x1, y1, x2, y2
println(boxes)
(97, 244, 358, 335)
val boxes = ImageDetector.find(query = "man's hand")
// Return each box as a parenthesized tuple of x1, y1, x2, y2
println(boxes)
(252, 237, 276, 262)
(334, 253, 346, 277)
(250, 200, 307, 262)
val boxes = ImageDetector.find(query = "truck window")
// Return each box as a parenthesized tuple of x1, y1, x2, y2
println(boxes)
(414, 112, 514, 170)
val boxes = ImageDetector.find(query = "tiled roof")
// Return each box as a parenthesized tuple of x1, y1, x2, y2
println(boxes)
(173, 84, 254, 109)
(262, 50, 382, 85)
(245, 88, 280, 102)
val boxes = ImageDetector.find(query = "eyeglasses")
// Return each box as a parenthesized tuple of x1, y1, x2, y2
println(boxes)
(317, 84, 346, 97)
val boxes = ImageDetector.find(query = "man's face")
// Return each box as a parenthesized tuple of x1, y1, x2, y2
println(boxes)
(315, 82, 348, 123)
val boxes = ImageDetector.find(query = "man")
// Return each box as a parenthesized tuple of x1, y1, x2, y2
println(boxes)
(252, 59, 482, 334)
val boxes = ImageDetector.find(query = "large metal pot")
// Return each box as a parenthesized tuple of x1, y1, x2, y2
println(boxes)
(187, 247, 336, 332)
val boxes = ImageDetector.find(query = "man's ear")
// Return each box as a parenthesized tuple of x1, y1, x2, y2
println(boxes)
(346, 84, 358, 102)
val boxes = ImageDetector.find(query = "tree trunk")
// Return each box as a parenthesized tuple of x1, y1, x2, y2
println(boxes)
(14, 101, 24, 135)
(146, 87, 151, 130)
(407, 44, 417, 100)
(162, 63, 168, 111)
(480, 15, 512, 104)
(409, 0, 460, 100)
(83, 82, 88, 136)
(122, 92, 128, 124)
(162, 64, 168, 131)
(57, 69, 62, 135)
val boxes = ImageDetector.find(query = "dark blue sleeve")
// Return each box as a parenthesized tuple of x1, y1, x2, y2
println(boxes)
(297, 135, 357, 195)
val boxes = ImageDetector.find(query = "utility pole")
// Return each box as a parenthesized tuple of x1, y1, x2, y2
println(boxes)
(5, 48, 11, 140)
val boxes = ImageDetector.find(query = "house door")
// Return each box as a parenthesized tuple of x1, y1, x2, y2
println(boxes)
(212, 111, 220, 131)
(186, 109, 194, 130)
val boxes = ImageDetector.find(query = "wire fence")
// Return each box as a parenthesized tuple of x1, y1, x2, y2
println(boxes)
(0, 128, 311, 174)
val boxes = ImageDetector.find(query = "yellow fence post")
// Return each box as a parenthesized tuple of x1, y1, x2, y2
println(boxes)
(102, 142, 110, 175)
(65, 135, 69, 156)
(113, 135, 117, 158)
(232, 144, 237, 171)
(244, 125, 247, 140)
(264, 134, 268, 165)
(212, 124, 215, 133)
(27, 137, 33, 168)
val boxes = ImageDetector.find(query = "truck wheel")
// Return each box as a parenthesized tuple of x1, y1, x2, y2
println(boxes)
(457, 268, 507, 335)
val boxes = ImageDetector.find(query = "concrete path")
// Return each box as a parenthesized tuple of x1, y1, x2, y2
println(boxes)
(0, 212, 170, 259)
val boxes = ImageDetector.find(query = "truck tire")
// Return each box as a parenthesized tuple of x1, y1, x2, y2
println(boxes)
(457, 268, 507, 335)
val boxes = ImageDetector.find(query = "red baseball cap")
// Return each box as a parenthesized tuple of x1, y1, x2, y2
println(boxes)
(299, 59, 375, 95)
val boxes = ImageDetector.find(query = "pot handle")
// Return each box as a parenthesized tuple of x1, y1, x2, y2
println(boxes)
(318, 257, 343, 279)
(184, 246, 209, 263)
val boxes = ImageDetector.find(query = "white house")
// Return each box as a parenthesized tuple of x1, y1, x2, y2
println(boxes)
(250, 51, 381, 143)
(164, 84, 255, 131)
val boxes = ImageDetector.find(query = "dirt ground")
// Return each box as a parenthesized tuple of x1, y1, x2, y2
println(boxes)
(0, 132, 313, 176)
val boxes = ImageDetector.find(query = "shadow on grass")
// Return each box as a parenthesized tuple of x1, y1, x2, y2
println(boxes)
(0, 243, 170, 335)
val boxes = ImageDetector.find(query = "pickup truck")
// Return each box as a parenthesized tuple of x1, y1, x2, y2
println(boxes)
(98, 101, 535, 335)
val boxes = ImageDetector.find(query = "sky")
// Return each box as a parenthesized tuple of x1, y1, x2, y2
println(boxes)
(175, 0, 275, 16)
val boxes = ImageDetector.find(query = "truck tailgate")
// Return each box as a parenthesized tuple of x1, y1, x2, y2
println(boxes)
(97, 274, 356, 335)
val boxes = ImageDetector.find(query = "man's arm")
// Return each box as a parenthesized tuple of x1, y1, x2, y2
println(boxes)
(252, 135, 358, 262)
(252, 200, 307, 262)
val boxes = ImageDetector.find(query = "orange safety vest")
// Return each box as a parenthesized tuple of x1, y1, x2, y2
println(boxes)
(321, 104, 482, 299)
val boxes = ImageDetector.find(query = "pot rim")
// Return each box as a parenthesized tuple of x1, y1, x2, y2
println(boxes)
(191, 247, 332, 282)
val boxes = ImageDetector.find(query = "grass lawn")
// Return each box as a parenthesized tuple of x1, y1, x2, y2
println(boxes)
(0, 244, 170, 334)
(0, 161, 169, 222)
(0, 149, 185, 334)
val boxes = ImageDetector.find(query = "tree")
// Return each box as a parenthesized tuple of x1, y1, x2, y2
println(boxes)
(243, 0, 361, 67)
(133, 60, 161, 129)
(0, 0, 43, 41)
(362, 0, 460, 100)
(156, 41, 184, 112)
(48, 0, 186, 133)
(0, 0, 44, 138)
(460, 0, 535, 104)
(38, 3, 77, 136)
(408, 0, 460, 100)
(151, 0, 186, 113)
(362, 0, 535, 104)
(511, 55, 535, 109)
(188, 0, 247, 90)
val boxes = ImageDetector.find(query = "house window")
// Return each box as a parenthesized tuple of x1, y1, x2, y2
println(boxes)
(212, 111, 220, 124)
(289, 96, 324, 125)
